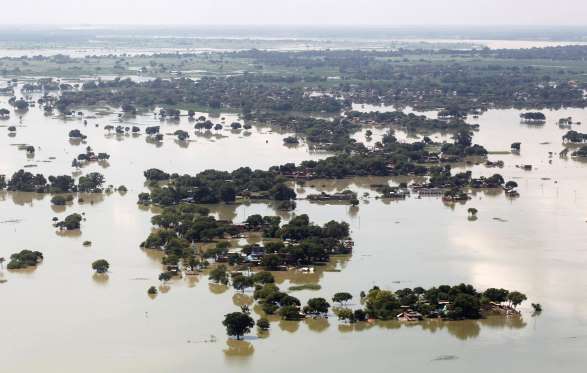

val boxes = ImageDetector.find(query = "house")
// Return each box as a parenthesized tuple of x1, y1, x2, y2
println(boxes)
(397, 309, 423, 321)
(417, 188, 444, 196)
(307, 192, 355, 201)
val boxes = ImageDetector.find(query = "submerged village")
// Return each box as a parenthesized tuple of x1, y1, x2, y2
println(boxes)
(4, 37, 587, 365)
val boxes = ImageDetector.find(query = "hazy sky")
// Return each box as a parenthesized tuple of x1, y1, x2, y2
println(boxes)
(4, 0, 587, 26)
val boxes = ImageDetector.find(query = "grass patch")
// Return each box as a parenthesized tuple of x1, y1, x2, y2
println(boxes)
(289, 284, 322, 291)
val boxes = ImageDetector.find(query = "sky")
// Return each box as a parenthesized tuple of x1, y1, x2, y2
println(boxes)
(2, 0, 587, 26)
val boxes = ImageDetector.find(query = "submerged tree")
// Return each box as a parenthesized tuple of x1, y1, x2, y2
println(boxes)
(91, 259, 110, 274)
(222, 312, 254, 340)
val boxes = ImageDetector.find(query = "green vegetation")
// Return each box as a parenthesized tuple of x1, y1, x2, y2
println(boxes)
(361, 284, 528, 320)
(289, 284, 322, 291)
(303, 298, 330, 316)
(346, 111, 475, 133)
(571, 146, 587, 157)
(256, 318, 270, 331)
(51, 195, 73, 206)
(520, 112, 546, 123)
(55, 213, 83, 230)
(563, 130, 587, 143)
(142, 202, 352, 273)
(2, 169, 105, 193)
(91, 259, 110, 274)
(332, 292, 353, 304)
(33, 47, 587, 119)
(6, 250, 43, 270)
(141, 167, 295, 205)
(222, 312, 255, 340)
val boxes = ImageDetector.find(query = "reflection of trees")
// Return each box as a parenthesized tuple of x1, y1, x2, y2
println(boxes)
(184, 274, 199, 288)
(51, 204, 66, 214)
(375, 320, 402, 331)
(145, 137, 163, 148)
(279, 320, 300, 333)
(158, 284, 171, 294)
(232, 293, 254, 307)
(223, 339, 255, 359)
(480, 315, 527, 330)
(338, 316, 526, 341)
(445, 320, 480, 340)
(10, 192, 44, 206)
(68, 138, 83, 146)
(78, 193, 105, 206)
(305, 317, 330, 333)
(208, 283, 229, 295)
(92, 273, 109, 285)
(420, 319, 443, 334)
(142, 247, 164, 263)
(208, 204, 239, 222)
(274, 207, 292, 221)
(56, 229, 82, 238)
(174, 139, 190, 149)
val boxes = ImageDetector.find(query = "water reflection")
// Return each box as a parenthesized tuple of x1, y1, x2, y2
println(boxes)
(232, 293, 254, 307)
(9, 192, 45, 206)
(92, 273, 109, 285)
(158, 284, 171, 294)
(184, 274, 200, 288)
(56, 229, 82, 238)
(209, 283, 229, 295)
(304, 317, 330, 333)
(278, 320, 300, 333)
(354, 316, 528, 340)
(223, 339, 255, 360)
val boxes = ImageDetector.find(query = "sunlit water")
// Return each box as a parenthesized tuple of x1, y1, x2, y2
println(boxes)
(1, 87, 587, 372)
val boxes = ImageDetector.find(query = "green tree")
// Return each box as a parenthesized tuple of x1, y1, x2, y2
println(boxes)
(232, 275, 255, 292)
(56, 213, 82, 230)
(507, 291, 527, 308)
(483, 288, 509, 303)
(158, 272, 172, 283)
(505, 181, 518, 190)
(332, 292, 353, 304)
(335, 308, 355, 322)
(448, 293, 481, 319)
(256, 318, 270, 331)
(222, 312, 254, 340)
(219, 184, 237, 203)
(278, 305, 302, 320)
(92, 259, 109, 274)
(252, 271, 275, 284)
(303, 298, 330, 315)
(261, 254, 282, 270)
(209, 265, 229, 284)
(270, 183, 296, 201)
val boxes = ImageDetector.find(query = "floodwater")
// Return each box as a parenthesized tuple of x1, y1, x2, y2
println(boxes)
(2, 88, 587, 372)
(0, 39, 582, 58)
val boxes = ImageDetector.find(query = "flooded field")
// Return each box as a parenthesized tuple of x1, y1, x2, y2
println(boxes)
(2, 87, 587, 372)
